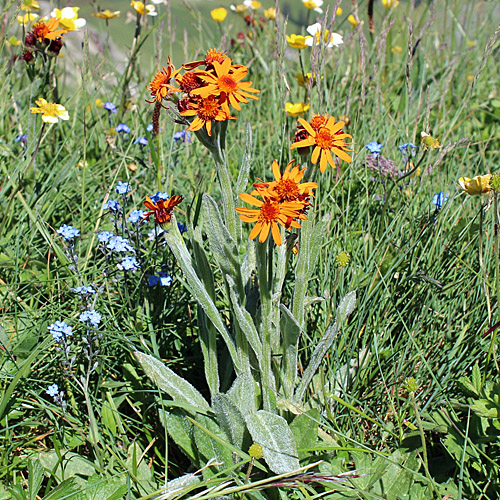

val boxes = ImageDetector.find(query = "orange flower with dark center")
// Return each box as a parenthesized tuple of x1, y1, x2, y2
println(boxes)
(236, 192, 305, 246)
(32, 18, 67, 42)
(183, 49, 227, 71)
(291, 116, 355, 172)
(143, 195, 183, 227)
(191, 57, 260, 113)
(253, 160, 317, 204)
(146, 57, 181, 103)
(176, 72, 202, 93)
(180, 96, 234, 136)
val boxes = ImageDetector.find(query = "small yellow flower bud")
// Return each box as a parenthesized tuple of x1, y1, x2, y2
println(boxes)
(404, 377, 418, 393)
(248, 443, 263, 459)
(490, 173, 500, 192)
(336, 251, 350, 267)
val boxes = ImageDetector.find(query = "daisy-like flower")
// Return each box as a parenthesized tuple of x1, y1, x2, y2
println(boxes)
(255, 160, 318, 204)
(457, 175, 492, 196)
(285, 102, 310, 118)
(131, 0, 157, 16)
(146, 57, 181, 103)
(243, 0, 261, 9)
(180, 96, 234, 136)
(51, 7, 86, 30)
(236, 193, 306, 246)
(305, 23, 343, 47)
(230, 4, 247, 14)
(92, 9, 121, 19)
(264, 7, 276, 19)
(382, 0, 399, 8)
(191, 57, 260, 113)
(31, 18, 67, 43)
(291, 116, 355, 172)
(302, 0, 323, 14)
(143, 194, 183, 227)
(295, 72, 321, 87)
(286, 34, 310, 50)
(211, 8, 228, 22)
(420, 131, 441, 150)
(30, 98, 69, 123)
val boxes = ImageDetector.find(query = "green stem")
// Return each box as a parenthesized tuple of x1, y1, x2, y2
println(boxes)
(410, 391, 436, 498)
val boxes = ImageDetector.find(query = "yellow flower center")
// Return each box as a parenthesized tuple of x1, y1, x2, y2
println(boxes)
(217, 75, 237, 94)
(260, 200, 280, 222)
(42, 102, 61, 116)
(315, 128, 334, 149)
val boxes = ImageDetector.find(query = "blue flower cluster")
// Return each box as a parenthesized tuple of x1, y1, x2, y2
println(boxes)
(73, 285, 95, 296)
(46, 383, 59, 397)
(57, 224, 80, 241)
(148, 272, 173, 287)
(107, 236, 135, 253)
(48, 321, 73, 343)
(365, 141, 383, 158)
(117, 256, 140, 272)
(79, 309, 102, 327)
(128, 209, 147, 224)
(103, 200, 121, 212)
(116, 181, 131, 196)
(116, 123, 130, 134)
(432, 192, 449, 211)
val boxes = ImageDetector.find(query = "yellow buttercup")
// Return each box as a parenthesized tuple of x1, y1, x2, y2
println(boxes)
(457, 174, 492, 195)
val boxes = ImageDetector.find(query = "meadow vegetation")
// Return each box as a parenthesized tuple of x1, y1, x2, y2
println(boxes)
(1, 0, 500, 498)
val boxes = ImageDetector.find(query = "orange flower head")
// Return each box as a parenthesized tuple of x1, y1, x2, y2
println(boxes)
(180, 95, 235, 136)
(32, 17, 67, 42)
(191, 57, 260, 113)
(252, 160, 317, 205)
(176, 71, 202, 94)
(236, 192, 306, 246)
(309, 114, 327, 131)
(182, 49, 227, 71)
(291, 115, 355, 172)
(146, 57, 181, 103)
(143, 195, 183, 227)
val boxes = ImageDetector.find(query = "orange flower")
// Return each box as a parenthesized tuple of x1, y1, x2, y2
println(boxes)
(183, 48, 227, 71)
(236, 192, 306, 246)
(180, 96, 235, 136)
(31, 17, 67, 42)
(190, 57, 260, 113)
(175, 71, 203, 94)
(253, 160, 317, 204)
(143, 195, 183, 227)
(291, 116, 355, 172)
(146, 57, 181, 103)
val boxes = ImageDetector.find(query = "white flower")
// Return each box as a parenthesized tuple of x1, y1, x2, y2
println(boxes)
(51, 7, 86, 30)
(302, 0, 323, 14)
(305, 22, 343, 47)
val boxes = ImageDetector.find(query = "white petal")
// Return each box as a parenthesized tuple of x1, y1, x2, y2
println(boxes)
(306, 22, 321, 36)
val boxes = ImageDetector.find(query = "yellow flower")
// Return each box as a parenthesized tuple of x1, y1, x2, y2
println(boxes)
(95, 99, 104, 108)
(286, 34, 311, 49)
(420, 131, 441, 150)
(285, 102, 310, 117)
(347, 14, 359, 27)
(336, 7, 343, 15)
(230, 4, 247, 13)
(458, 175, 492, 196)
(131, 1, 157, 16)
(30, 98, 69, 123)
(92, 9, 121, 19)
(243, 0, 261, 9)
(295, 72, 322, 87)
(7, 36, 21, 47)
(302, 0, 323, 14)
(51, 7, 86, 30)
(17, 13, 38, 24)
(382, 0, 399, 7)
(21, 0, 40, 10)
(391, 45, 402, 53)
(264, 7, 276, 19)
(210, 8, 228, 22)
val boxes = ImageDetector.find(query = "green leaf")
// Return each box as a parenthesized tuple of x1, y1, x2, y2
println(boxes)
(279, 305, 301, 400)
(245, 410, 300, 474)
(43, 479, 79, 500)
(227, 374, 257, 417)
(165, 222, 241, 373)
(471, 363, 482, 394)
(134, 351, 211, 414)
(289, 409, 320, 460)
(26, 460, 43, 500)
(212, 393, 247, 449)
(38, 451, 95, 481)
(79, 475, 127, 500)
(160, 409, 198, 464)
(125, 443, 153, 482)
